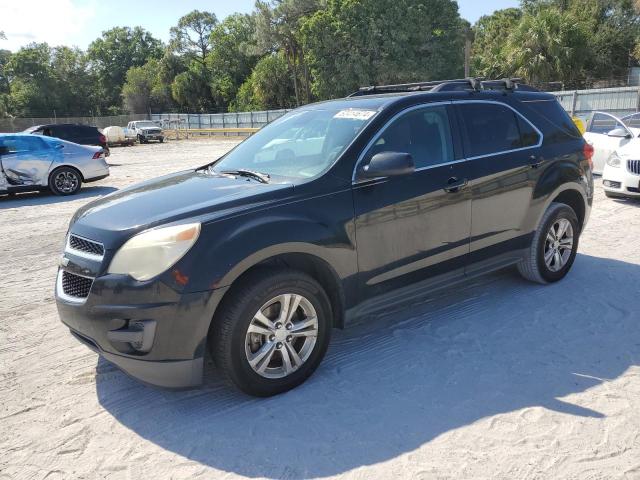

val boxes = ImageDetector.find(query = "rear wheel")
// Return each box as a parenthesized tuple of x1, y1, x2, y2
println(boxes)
(518, 203, 579, 284)
(49, 167, 82, 196)
(210, 269, 332, 397)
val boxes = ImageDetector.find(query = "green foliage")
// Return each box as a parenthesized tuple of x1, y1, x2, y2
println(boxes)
(506, 6, 590, 84)
(88, 27, 163, 113)
(208, 14, 261, 110)
(471, 8, 522, 78)
(233, 54, 296, 110)
(5, 43, 95, 117)
(171, 62, 217, 112)
(3, 0, 640, 118)
(122, 59, 176, 114)
(471, 0, 640, 86)
(169, 10, 218, 64)
(300, 0, 466, 99)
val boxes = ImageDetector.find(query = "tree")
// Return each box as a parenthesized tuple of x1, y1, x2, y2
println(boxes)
(170, 10, 218, 65)
(471, 8, 522, 78)
(233, 53, 296, 110)
(88, 27, 163, 113)
(255, 0, 322, 105)
(208, 13, 260, 109)
(171, 62, 217, 112)
(300, 0, 466, 99)
(504, 5, 590, 85)
(122, 59, 175, 114)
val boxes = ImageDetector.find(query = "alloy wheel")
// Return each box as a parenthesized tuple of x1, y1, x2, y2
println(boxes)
(245, 293, 319, 379)
(544, 218, 574, 272)
(54, 171, 79, 194)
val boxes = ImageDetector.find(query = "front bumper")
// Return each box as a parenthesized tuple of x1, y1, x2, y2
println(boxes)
(55, 244, 228, 388)
(141, 132, 164, 141)
(602, 163, 640, 197)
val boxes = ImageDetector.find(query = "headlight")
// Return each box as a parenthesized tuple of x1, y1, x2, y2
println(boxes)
(606, 153, 622, 168)
(108, 223, 200, 281)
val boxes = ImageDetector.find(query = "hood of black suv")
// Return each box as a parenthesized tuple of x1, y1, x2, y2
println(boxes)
(70, 170, 292, 247)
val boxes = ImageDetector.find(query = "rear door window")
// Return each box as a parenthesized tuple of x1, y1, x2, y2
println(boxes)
(1, 136, 48, 153)
(457, 103, 539, 157)
(363, 105, 455, 169)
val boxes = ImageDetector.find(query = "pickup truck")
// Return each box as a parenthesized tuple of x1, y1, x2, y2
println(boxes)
(126, 121, 164, 144)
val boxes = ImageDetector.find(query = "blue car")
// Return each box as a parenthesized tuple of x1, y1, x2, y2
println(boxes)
(0, 133, 109, 196)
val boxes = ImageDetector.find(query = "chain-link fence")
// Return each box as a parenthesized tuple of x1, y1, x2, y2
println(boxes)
(150, 109, 291, 133)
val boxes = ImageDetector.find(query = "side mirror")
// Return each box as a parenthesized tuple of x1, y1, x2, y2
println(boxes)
(0, 146, 8, 156)
(361, 151, 415, 179)
(607, 127, 631, 139)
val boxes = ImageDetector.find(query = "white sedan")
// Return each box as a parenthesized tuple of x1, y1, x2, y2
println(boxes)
(583, 112, 640, 198)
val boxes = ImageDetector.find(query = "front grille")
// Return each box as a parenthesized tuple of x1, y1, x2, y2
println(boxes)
(628, 160, 640, 175)
(61, 271, 93, 299)
(68, 234, 104, 257)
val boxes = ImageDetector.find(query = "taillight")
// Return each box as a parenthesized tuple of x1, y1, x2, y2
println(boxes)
(92, 151, 104, 159)
(583, 142, 594, 170)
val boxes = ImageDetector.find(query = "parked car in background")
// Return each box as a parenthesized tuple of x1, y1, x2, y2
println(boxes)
(0, 133, 109, 196)
(127, 121, 164, 143)
(24, 124, 110, 157)
(599, 112, 640, 198)
(583, 111, 640, 174)
(56, 78, 592, 397)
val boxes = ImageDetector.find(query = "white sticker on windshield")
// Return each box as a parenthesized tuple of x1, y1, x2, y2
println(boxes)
(334, 109, 377, 120)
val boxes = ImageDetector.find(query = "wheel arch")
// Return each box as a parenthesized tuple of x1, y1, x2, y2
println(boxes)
(48, 164, 85, 184)
(212, 249, 347, 331)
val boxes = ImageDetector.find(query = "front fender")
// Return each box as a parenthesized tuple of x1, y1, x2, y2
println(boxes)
(180, 190, 358, 294)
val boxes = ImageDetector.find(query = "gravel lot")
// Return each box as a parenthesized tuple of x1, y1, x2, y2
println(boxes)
(1, 139, 639, 480)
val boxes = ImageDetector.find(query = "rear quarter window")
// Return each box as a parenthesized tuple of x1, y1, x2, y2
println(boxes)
(521, 99, 582, 141)
(456, 103, 540, 157)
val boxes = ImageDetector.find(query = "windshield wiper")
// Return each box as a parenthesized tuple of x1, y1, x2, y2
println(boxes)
(218, 168, 270, 184)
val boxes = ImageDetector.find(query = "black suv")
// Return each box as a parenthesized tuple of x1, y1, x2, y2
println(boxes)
(25, 124, 110, 156)
(55, 79, 593, 396)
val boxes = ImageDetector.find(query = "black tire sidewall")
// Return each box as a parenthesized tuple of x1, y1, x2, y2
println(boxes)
(220, 272, 332, 396)
(535, 205, 579, 283)
(49, 167, 81, 196)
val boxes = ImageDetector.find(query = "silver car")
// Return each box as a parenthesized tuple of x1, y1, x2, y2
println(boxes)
(0, 133, 109, 196)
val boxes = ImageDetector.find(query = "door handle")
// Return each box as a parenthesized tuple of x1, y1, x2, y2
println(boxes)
(529, 155, 545, 169)
(444, 177, 468, 193)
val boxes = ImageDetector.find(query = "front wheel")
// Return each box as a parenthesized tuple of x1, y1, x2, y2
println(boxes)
(210, 269, 332, 397)
(49, 167, 82, 196)
(518, 203, 580, 284)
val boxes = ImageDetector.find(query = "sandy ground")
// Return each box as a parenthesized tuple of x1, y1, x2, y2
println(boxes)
(1, 138, 639, 480)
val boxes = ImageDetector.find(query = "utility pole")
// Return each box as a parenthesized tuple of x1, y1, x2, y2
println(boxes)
(464, 37, 471, 78)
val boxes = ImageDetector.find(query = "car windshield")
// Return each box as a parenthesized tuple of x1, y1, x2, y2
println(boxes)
(136, 122, 157, 128)
(211, 107, 377, 180)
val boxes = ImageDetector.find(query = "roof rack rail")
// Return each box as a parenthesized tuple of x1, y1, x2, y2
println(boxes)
(348, 78, 538, 97)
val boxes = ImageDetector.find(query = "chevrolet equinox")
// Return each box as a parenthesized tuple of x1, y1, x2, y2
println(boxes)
(56, 78, 594, 396)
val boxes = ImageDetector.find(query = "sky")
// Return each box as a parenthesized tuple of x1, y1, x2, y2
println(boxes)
(0, 0, 521, 52)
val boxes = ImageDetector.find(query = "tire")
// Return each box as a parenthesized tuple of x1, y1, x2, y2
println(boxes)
(210, 269, 332, 397)
(159, 138, 164, 143)
(518, 203, 580, 284)
(49, 167, 82, 196)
